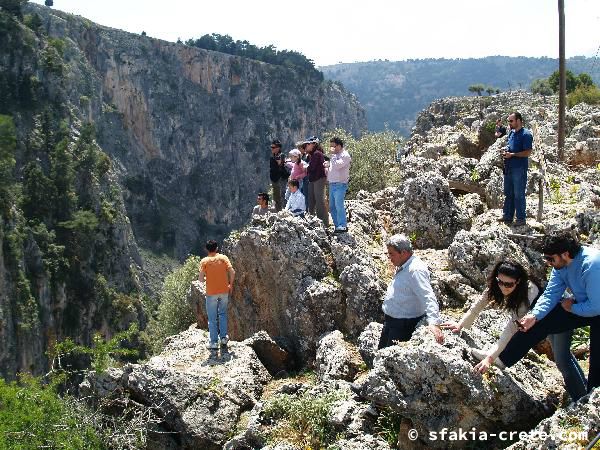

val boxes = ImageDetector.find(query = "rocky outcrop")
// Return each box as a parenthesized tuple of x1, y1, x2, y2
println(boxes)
(80, 325, 271, 450)
(191, 212, 386, 365)
(358, 325, 564, 448)
(508, 388, 600, 449)
(26, 3, 366, 258)
(315, 330, 363, 382)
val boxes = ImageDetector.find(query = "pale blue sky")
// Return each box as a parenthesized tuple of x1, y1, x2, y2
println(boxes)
(30, 0, 600, 66)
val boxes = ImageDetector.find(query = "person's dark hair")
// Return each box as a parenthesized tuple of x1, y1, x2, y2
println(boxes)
(542, 230, 582, 258)
(271, 139, 282, 149)
(206, 240, 219, 253)
(288, 179, 299, 188)
(330, 137, 344, 147)
(486, 259, 530, 313)
(511, 111, 523, 122)
(258, 192, 269, 203)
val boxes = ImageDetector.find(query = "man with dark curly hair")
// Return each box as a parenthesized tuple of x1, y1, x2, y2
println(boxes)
(498, 230, 600, 393)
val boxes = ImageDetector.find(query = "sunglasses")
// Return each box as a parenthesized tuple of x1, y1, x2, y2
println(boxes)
(542, 255, 555, 262)
(496, 277, 517, 288)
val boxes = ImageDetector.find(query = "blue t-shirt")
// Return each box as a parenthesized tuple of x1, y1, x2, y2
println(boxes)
(506, 128, 533, 170)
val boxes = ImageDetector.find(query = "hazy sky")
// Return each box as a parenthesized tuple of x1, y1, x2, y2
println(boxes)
(30, 0, 600, 67)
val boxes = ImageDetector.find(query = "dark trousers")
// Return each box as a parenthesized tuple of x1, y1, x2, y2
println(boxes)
(378, 314, 425, 349)
(498, 304, 599, 392)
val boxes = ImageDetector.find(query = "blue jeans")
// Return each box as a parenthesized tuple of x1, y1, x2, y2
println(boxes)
(548, 330, 587, 401)
(499, 304, 599, 394)
(205, 293, 229, 344)
(503, 166, 527, 222)
(329, 182, 348, 228)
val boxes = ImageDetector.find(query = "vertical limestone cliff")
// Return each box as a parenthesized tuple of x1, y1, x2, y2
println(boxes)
(30, 4, 367, 257)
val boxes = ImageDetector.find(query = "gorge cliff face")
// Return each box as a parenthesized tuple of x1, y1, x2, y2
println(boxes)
(32, 4, 366, 257)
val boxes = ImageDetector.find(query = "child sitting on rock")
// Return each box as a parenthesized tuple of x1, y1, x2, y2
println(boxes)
(285, 179, 306, 217)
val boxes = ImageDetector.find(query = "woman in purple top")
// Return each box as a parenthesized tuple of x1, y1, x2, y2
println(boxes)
(304, 137, 329, 226)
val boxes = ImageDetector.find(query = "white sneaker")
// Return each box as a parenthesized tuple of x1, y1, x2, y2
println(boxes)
(220, 335, 229, 346)
(206, 341, 218, 350)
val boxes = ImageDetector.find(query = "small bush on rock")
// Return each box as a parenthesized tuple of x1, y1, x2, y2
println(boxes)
(263, 389, 346, 448)
(146, 255, 201, 352)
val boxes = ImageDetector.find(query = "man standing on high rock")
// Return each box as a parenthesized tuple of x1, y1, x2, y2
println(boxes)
(497, 230, 600, 394)
(501, 111, 532, 226)
(269, 139, 289, 211)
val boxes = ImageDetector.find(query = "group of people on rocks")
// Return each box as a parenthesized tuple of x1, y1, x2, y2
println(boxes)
(382, 229, 599, 403)
(264, 136, 352, 233)
(199, 112, 598, 404)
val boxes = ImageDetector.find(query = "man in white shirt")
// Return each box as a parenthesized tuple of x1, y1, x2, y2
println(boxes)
(378, 234, 444, 349)
(285, 179, 306, 217)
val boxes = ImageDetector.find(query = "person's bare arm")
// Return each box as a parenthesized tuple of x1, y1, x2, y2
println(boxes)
(228, 267, 235, 295)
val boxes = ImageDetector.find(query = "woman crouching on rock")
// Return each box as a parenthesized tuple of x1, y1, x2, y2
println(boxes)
(441, 259, 587, 401)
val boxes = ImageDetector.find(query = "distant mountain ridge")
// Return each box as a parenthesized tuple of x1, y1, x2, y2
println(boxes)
(321, 56, 600, 135)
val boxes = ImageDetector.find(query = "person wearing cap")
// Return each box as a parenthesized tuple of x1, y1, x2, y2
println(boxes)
(269, 139, 289, 211)
(304, 136, 329, 227)
(326, 137, 351, 233)
(378, 234, 444, 349)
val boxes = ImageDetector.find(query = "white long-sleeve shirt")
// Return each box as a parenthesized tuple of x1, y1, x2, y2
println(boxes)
(459, 282, 540, 359)
(381, 255, 441, 325)
(285, 189, 305, 215)
(327, 149, 351, 184)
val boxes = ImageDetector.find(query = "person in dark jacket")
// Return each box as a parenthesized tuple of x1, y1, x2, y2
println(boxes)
(269, 139, 289, 211)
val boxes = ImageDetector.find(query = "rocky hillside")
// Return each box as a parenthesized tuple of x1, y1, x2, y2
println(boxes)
(322, 57, 600, 135)
(0, 2, 365, 379)
(86, 92, 600, 448)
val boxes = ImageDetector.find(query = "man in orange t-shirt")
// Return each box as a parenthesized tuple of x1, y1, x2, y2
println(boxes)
(199, 240, 235, 350)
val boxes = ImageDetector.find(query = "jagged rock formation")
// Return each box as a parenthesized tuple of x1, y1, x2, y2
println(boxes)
(25, 3, 366, 258)
(358, 325, 563, 448)
(80, 325, 271, 450)
(508, 388, 599, 449)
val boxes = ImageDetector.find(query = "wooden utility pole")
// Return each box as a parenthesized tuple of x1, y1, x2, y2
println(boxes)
(557, 0, 566, 160)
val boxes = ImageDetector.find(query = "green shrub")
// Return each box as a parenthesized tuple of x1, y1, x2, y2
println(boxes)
(375, 407, 403, 447)
(51, 323, 138, 374)
(146, 255, 201, 352)
(0, 375, 103, 449)
(568, 85, 600, 108)
(262, 390, 346, 448)
(322, 128, 402, 198)
(0, 114, 17, 215)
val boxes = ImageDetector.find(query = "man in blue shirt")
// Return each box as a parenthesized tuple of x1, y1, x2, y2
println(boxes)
(498, 230, 600, 393)
(501, 112, 533, 226)
(378, 234, 444, 349)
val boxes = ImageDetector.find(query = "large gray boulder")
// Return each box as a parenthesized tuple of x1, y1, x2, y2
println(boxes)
(507, 388, 600, 450)
(359, 326, 564, 449)
(315, 330, 363, 382)
(393, 172, 470, 249)
(447, 228, 545, 288)
(80, 326, 271, 450)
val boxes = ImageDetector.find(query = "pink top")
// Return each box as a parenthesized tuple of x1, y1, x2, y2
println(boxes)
(289, 160, 308, 180)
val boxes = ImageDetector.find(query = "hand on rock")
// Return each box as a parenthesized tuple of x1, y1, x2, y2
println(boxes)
(429, 325, 444, 344)
(474, 356, 493, 374)
(440, 321, 462, 333)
